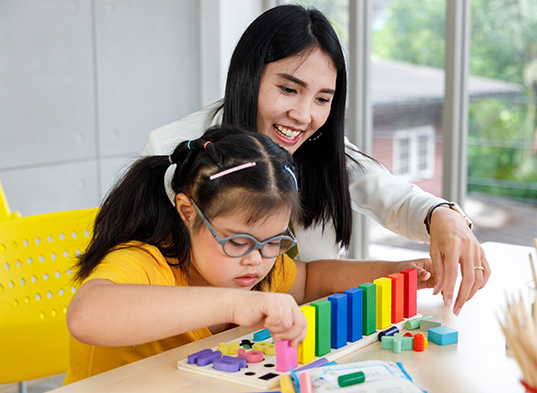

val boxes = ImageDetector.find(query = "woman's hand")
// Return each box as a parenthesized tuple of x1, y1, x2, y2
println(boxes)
(230, 291, 307, 347)
(395, 258, 435, 290)
(428, 206, 491, 315)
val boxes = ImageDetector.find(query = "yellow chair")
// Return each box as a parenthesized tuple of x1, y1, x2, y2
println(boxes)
(0, 208, 98, 391)
(0, 180, 21, 221)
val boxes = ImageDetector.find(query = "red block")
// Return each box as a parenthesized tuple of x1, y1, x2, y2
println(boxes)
(401, 268, 417, 318)
(388, 272, 404, 323)
(413, 333, 425, 352)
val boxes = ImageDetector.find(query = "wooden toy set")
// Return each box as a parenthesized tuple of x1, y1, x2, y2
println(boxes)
(177, 268, 422, 390)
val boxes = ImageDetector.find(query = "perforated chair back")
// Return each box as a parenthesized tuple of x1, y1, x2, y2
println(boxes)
(0, 180, 21, 221)
(0, 208, 98, 384)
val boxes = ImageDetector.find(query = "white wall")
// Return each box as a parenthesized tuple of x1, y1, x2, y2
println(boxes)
(0, 0, 202, 216)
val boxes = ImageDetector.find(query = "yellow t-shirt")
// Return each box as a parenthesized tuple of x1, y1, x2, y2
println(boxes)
(64, 241, 297, 385)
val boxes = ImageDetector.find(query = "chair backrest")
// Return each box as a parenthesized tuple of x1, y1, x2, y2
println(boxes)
(0, 208, 98, 383)
(0, 179, 21, 221)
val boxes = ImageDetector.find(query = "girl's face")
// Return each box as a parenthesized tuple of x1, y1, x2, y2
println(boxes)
(187, 206, 292, 290)
(257, 48, 337, 155)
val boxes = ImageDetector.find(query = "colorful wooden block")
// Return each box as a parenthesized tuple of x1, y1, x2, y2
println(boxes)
(401, 337, 414, 350)
(374, 277, 392, 329)
(388, 272, 404, 323)
(298, 305, 316, 364)
(311, 299, 331, 357)
(217, 341, 240, 355)
(405, 315, 432, 330)
(275, 340, 298, 372)
(428, 326, 458, 345)
(393, 333, 402, 353)
(344, 288, 363, 342)
(238, 348, 264, 363)
(280, 375, 295, 393)
(381, 335, 394, 349)
(328, 293, 348, 349)
(213, 356, 247, 372)
(401, 268, 418, 318)
(253, 342, 275, 356)
(413, 333, 425, 352)
(253, 329, 271, 342)
(377, 326, 399, 341)
(420, 317, 442, 331)
(358, 282, 376, 336)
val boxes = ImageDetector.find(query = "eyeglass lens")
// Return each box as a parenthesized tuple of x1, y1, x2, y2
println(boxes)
(223, 236, 293, 258)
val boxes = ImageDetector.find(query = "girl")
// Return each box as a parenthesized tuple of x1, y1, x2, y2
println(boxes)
(65, 127, 433, 384)
(142, 4, 490, 317)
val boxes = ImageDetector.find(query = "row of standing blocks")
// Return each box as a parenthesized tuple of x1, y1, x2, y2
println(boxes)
(188, 268, 420, 373)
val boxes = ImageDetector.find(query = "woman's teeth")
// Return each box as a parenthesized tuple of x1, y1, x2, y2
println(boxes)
(275, 125, 300, 139)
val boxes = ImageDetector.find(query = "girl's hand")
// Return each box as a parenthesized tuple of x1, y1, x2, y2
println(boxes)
(230, 291, 307, 347)
(396, 258, 435, 290)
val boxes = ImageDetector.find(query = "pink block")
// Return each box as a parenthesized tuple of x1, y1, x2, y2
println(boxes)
(237, 347, 264, 363)
(275, 340, 298, 372)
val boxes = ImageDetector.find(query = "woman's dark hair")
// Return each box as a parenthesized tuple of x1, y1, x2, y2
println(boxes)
(222, 4, 354, 249)
(74, 126, 300, 291)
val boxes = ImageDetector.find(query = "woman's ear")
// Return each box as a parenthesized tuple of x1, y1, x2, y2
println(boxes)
(176, 193, 193, 224)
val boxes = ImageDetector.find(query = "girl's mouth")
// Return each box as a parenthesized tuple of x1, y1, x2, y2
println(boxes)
(273, 124, 301, 144)
(233, 274, 259, 287)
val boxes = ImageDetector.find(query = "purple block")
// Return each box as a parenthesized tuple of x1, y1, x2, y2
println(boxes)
(190, 349, 222, 367)
(213, 356, 247, 372)
(187, 348, 213, 364)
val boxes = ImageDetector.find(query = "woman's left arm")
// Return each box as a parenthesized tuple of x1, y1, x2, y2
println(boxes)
(288, 258, 434, 306)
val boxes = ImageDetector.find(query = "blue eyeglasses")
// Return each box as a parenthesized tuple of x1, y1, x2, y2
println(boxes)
(189, 198, 297, 258)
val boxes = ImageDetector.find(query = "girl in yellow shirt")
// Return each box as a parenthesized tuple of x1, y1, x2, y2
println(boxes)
(65, 126, 433, 383)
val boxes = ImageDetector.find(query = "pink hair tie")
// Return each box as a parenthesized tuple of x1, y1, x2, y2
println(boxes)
(204, 141, 211, 149)
(210, 162, 256, 180)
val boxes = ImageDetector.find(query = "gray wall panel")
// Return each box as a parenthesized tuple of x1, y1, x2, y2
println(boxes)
(95, 0, 201, 157)
(0, 0, 96, 169)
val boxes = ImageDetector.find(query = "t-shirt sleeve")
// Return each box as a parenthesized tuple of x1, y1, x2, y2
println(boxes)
(269, 254, 297, 293)
(83, 244, 175, 286)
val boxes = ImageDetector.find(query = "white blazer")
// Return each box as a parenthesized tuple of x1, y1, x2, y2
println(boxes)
(142, 100, 445, 261)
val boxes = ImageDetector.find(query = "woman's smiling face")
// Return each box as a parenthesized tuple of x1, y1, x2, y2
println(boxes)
(257, 48, 337, 155)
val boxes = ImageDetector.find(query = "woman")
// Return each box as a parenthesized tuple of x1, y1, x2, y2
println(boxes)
(141, 4, 489, 316)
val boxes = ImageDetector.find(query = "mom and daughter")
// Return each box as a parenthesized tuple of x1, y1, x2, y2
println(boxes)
(64, 4, 490, 384)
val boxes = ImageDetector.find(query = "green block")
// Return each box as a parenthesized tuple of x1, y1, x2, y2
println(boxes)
(405, 315, 432, 330)
(358, 283, 376, 335)
(311, 299, 331, 357)
(393, 333, 402, 353)
(381, 336, 394, 349)
(401, 337, 414, 350)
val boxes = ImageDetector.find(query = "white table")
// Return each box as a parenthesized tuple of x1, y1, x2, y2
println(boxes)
(50, 242, 536, 393)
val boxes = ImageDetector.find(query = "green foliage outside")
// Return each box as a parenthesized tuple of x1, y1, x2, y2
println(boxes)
(372, 0, 537, 202)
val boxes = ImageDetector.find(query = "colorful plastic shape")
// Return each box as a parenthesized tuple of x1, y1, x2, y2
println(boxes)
(358, 282, 376, 335)
(405, 315, 432, 330)
(328, 293, 347, 349)
(413, 333, 425, 352)
(378, 326, 399, 341)
(428, 326, 458, 345)
(217, 341, 240, 355)
(374, 277, 392, 329)
(393, 333, 402, 353)
(299, 371, 314, 393)
(275, 340, 298, 372)
(280, 374, 295, 393)
(213, 356, 247, 372)
(344, 287, 363, 342)
(401, 268, 418, 318)
(311, 299, 331, 357)
(253, 329, 271, 342)
(253, 341, 275, 356)
(298, 305, 316, 364)
(238, 348, 264, 363)
(388, 272, 404, 323)
(420, 317, 442, 331)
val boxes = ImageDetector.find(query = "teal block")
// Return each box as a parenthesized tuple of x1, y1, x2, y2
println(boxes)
(393, 333, 402, 353)
(428, 326, 458, 345)
(401, 337, 414, 350)
(381, 336, 394, 349)
(405, 315, 432, 330)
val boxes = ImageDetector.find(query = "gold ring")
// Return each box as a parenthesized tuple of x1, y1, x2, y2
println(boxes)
(474, 266, 485, 271)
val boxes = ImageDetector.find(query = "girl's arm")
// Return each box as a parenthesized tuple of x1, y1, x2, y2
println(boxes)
(288, 258, 434, 305)
(67, 279, 307, 347)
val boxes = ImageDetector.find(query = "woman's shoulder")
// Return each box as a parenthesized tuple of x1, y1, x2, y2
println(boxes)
(141, 100, 224, 156)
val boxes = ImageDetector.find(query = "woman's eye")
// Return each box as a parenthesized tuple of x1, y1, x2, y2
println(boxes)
(280, 86, 296, 94)
(317, 97, 331, 104)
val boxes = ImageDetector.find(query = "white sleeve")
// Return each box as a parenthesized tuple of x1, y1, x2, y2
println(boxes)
(140, 100, 224, 157)
(345, 138, 446, 244)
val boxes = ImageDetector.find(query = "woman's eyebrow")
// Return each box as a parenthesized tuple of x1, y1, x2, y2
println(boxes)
(277, 73, 335, 95)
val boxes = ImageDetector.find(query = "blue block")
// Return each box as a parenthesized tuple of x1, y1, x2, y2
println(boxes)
(253, 329, 271, 342)
(428, 326, 458, 346)
(328, 293, 348, 349)
(344, 288, 363, 342)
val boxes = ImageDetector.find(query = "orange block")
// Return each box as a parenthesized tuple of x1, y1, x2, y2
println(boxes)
(388, 273, 404, 323)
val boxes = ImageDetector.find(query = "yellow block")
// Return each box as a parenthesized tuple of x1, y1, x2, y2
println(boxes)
(374, 277, 392, 329)
(297, 305, 316, 364)
(280, 375, 295, 393)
